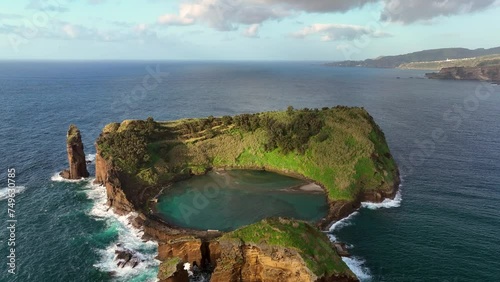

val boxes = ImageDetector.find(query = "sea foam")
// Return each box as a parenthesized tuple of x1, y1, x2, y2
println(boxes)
(328, 211, 359, 241)
(361, 189, 402, 210)
(0, 186, 26, 201)
(50, 172, 86, 183)
(341, 257, 372, 281)
(86, 153, 96, 163)
(328, 181, 404, 281)
(83, 180, 160, 282)
(361, 178, 404, 210)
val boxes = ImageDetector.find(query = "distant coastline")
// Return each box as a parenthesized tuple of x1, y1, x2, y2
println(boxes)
(326, 46, 500, 69)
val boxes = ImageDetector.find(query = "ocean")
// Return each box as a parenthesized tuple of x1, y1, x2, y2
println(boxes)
(0, 61, 499, 282)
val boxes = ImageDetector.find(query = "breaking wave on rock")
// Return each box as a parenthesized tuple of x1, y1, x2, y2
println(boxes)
(342, 257, 372, 281)
(361, 189, 402, 210)
(82, 179, 160, 282)
(50, 172, 86, 183)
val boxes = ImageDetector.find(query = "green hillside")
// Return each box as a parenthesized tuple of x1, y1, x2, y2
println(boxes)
(96, 106, 398, 202)
(327, 46, 500, 68)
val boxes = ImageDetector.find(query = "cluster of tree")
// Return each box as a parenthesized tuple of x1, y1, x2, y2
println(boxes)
(179, 116, 223, 136)
(233, 113, 261, 132)
(98, 130, 150, 174)
(97, 117, 163, 173)
(230, 107, 326, 154)
(264, 110, 324, 154)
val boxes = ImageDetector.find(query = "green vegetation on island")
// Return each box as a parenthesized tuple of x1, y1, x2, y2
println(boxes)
(67, 124, 81, 144)
(221, 217, 353, 278)
(158, 257, 182, 281)
(96, 106, 398, 203)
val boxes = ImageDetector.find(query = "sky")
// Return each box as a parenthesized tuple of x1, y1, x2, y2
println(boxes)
(1, 0, 499, 61)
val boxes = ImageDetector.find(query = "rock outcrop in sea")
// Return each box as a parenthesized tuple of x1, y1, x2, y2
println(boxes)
(60, 124, 89, 179)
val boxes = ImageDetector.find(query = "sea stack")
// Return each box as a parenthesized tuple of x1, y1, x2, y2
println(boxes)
(60, 124, 89, 179)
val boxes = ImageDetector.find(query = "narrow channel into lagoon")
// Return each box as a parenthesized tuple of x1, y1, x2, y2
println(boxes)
(155, 170, 329, 231)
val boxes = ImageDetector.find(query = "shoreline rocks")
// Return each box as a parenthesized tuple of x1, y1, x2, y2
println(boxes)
(115, 245, 144, 268)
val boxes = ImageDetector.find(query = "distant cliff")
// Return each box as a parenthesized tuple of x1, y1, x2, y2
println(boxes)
(425, 65, 500, 82)
(327, 46, 500, 68)
(60, 124, 89, 179)
(400, 54, 500, 70)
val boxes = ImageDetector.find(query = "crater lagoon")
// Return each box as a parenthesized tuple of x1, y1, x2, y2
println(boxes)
(155, 170, 329, 231)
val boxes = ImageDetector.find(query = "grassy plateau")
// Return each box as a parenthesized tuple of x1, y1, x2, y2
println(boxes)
(96, 106, 398, 203)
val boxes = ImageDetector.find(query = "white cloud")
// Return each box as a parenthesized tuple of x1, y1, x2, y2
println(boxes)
(257, 0, 376, 13)
(242, 23, 260, 37)
(26, 0, 69, 12)
(62, 24, 78, 38)
(134, 23, 148, 32)
(157, 0, 292, 31)
(158, 14, 195, 26)
(381, 0, 499, 23)
(4, 19, 158, 43)
(292, 23, 391, 41)
(158, 0, 499, 31)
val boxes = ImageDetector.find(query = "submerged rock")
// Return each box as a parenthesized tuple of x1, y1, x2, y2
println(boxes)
(115, 245, 143, 269)
(60, 124, 89, 179)
(333, 242, 351, 257)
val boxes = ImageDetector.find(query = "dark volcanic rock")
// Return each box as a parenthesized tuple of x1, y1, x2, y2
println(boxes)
(115, 246, 143, 268)
(60, 124, 89, 179)
(426, 65, 500, 82)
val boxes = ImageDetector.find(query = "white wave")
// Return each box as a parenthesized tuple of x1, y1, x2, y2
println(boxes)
(342, 257, 372, 281)
(327, 182, 404, 281)
(327, 212, 370, 281)
(361, 189, 402, 210)
(0, 186, 26, 201)
(86, 153, 96, 163)
(83, 180, 160, 282)
(327, 211, 359, 241)
(50, 172, 86, 183)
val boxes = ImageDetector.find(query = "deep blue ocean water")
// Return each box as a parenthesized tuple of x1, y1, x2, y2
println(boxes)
(0, 61, 499, 282)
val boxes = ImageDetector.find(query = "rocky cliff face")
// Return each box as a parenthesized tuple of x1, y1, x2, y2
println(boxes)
(60, 125, 89, 179)
(94, 147, 134, 215)
(93, 148, 359, 282)
(154, 222, 359, 282)
(209, 241, 357, 282)
(426, 65, 500, 82)
(151, 217, 359, 282)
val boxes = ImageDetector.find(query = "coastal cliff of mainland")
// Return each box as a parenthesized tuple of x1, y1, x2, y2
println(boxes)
(328, 46, 500, 69)
(327, 45, 500, 83)
(93, 106, 400, 282)
(425, 65, 500, 83)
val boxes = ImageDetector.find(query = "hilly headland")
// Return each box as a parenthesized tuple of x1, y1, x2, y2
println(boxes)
(327, 46, 500, 69)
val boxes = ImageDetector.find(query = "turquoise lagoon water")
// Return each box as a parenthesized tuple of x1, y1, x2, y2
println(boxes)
(156, 170, 329, 231)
